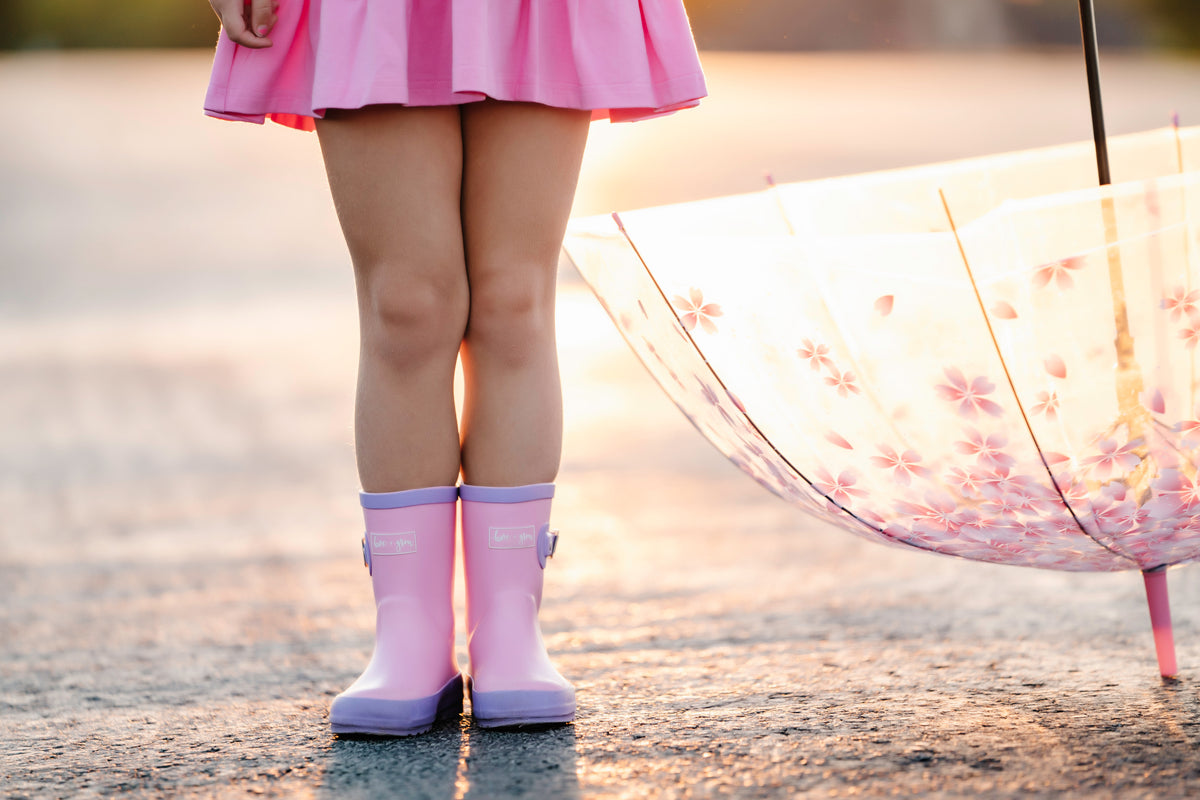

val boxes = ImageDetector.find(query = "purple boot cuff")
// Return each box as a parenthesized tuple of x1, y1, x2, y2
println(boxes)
(458, 483, 556, 503)
(360, 485, 459, 509)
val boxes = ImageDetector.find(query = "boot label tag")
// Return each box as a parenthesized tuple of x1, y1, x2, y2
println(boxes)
(488, 525, 536, 550)
(370, 531, 417, 556)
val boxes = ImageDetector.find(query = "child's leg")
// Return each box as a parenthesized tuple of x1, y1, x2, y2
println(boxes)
(457, 100, 590, 487)
(457, 100, 589, 727)
(317, 106, 468, 737)
(315, 106, 469, 492)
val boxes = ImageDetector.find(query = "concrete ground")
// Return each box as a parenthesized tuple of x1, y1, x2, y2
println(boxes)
(4, 49, 1200, 798)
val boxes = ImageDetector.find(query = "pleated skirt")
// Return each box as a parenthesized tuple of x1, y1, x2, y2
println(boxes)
(204, 0, 708, 131)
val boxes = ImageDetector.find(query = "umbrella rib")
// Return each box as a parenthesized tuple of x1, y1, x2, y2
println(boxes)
(764, 174, 797, 236)
(610, 211, 944, 556)
(1173, 116, 1197, 420)
(937, 190, 1134, 565)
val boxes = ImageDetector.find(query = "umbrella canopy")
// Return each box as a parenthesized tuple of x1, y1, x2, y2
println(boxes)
(563, 126, 1200, 671)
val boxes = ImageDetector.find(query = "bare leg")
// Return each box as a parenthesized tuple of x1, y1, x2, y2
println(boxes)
(458, 101, 590, 487)
(316, 106, 469, 492)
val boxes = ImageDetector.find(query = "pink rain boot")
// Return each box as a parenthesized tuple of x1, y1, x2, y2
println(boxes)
(460, 483, 575, 727)
(329, 486, 463, 736)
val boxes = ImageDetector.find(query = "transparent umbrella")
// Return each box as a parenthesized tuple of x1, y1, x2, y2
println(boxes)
(563, 123, 1200, 677)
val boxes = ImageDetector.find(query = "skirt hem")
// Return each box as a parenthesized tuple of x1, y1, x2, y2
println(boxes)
(205, 72, 708, 130)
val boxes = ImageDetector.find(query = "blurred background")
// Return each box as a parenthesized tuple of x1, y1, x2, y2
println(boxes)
(0, 0, 1198, 51)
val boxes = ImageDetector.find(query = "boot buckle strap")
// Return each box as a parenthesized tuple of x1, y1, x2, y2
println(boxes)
(537, 525, 559, 569)
(361, 535, 372, 575)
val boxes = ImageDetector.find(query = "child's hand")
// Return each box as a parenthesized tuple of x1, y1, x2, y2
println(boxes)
(209, 0, 278, 49)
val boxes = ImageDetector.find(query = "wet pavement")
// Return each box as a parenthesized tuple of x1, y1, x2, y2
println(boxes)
(5, 50, 1200, 798)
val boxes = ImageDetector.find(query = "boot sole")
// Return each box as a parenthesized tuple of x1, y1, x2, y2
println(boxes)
(467, 677, 576, 728)
(330, 674, 463, 736)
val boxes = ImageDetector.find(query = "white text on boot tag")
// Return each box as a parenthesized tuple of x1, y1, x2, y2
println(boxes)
(370, 531, 417, 556)
(488, 525, 536, 550)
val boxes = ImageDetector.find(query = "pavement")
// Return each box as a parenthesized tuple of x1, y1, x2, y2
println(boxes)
(4, 49, 1200, 798)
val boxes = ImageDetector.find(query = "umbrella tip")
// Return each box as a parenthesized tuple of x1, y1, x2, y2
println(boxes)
(764, 172, 777, 188)
(611, 211, 626, 234)
(1171, 110, 1180, 129)
(1143, 568, 1179, 679)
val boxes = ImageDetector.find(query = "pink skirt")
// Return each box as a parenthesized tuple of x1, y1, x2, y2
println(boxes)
(204, 0, 708, 131)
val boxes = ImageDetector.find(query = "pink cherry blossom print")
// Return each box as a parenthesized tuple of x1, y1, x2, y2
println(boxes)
(976, 468, 1026, 501)
(1044, 354, 1067, 379)
(856, 508, 889, 528)
(1145, 469, 1200, 519)
(824, 367, 862, 398)
(869, 444, 928, 485)
(765, 458, 800, 486)
(990, 301, 1018, 320)
(1051, 471, 1092, 506)
(895, 491, 962, 540)
(1043, 451, 1071, 468)
(882, 522, 916, 544)
(825, 431, 854, 450)
(956, 511, 1021, 544)
(1146, 434, 1184, 472)
(1003, 487, 1060, 516)
(671, 288, 722, 334)
(1030, 390, 1059, 420)
(934, 367, 1004, 418)
(1044, 512, 1090, 537)
(1174, 417, 1200, 442)
(969, 465, 1036, 503)
(945, 465, 991, 496)
(1101, 480, 1130, 502)
(1009, 518, 1060, 540)
(1032, 255, 1084, 290)
(797, 339, 835, 372)
(954, 428, 1016, 470)
(1015, 472, 1055, 500)
(1090, 494, 1147, 537)
(698, 382, 739, 427)
(1144, 389, 1166, 415)
(1084, 438, 1142, 479)
(813, 467, 868, 505)
(1179, 321, 1200, 350)
(874, 295, 894, 317)
(1161, 286, 1200, 322)
(979, 492, 1027, 518)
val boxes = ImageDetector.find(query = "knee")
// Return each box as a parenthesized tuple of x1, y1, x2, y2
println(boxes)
(465, 268, 556, 364)
(360, 261, 469, 369)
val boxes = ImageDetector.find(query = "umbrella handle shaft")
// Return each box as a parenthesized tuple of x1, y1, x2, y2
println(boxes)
(1078, 0, 1112, 186)
(1142, 569, 1178, 678)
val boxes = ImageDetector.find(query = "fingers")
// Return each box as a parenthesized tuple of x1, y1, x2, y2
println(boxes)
(213, 0, 273, 48)
(248, 0, 278, 40)
(220, 10, 269, 48)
